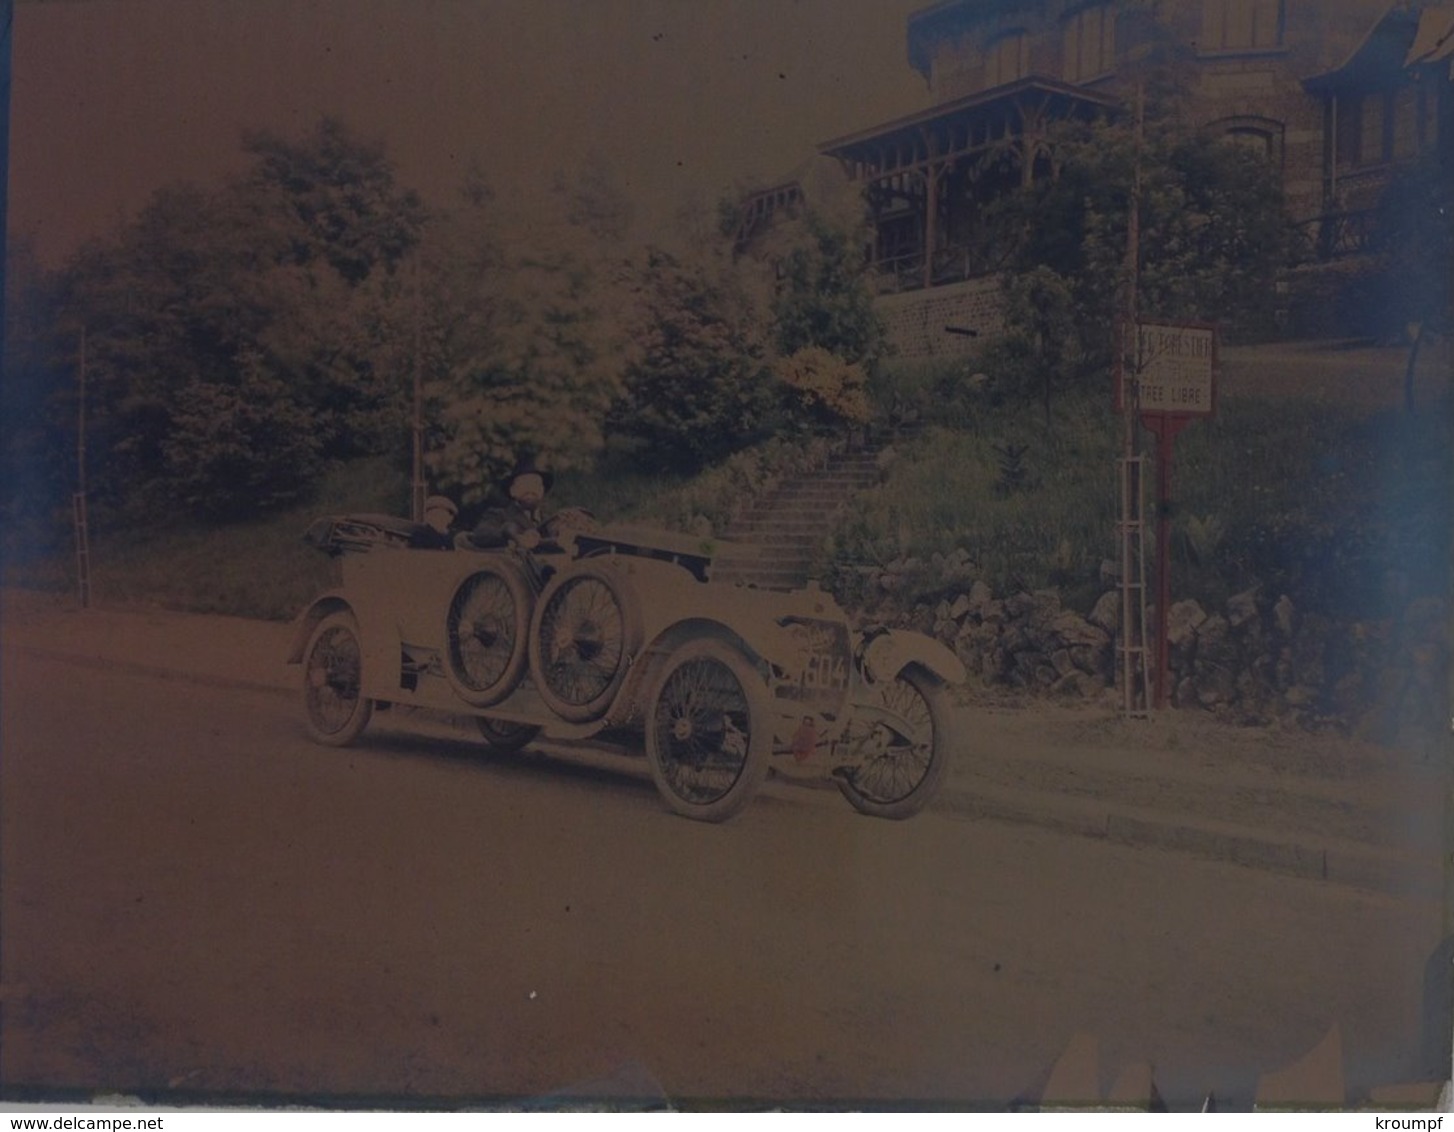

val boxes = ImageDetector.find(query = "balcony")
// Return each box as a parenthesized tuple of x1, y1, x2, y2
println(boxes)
(1298, 208, 1377, 261)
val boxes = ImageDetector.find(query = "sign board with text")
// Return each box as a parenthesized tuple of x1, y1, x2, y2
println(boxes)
(1117, 322, 1218, 417)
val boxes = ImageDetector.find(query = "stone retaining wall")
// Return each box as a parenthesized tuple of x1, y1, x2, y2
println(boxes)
(899, 579, 1448, 746)
(874, 276, 1006, 360)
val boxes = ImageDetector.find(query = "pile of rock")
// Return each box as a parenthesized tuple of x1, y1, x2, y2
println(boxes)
(926, 581, 1116, 700)
(909, 581, 1448, 740)
(1161, 589, 1448, 738)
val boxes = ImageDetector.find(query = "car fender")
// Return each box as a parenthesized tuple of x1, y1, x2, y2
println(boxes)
(287, 592, 353, 663)
(862, 629, 967, 687)
(289, 591, 400, 702)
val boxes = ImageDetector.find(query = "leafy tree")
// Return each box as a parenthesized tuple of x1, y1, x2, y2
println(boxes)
(239, 117, 426, 285)
(741, 205, 886, 368)
(423, 163, 630, 503)
(1367, 153, 1454, 411)
(51, 118, 427, 523)
(982, 78, 1298, 413)
(161, 351, 324, 520)
(608, 247, 776, 474)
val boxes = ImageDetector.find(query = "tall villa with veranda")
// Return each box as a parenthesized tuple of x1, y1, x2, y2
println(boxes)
(737, 0, 1453, 359)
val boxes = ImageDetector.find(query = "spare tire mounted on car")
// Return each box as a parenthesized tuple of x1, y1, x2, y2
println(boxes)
(529, 565, 642, 723)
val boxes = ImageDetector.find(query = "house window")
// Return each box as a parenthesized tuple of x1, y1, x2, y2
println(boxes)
(1063, 5, 1116, 83)
(985, 30, 1029, 89)
(1201, 0, 1283, 52)
(1226, 127, 1274, 160)
(1211, 115, 1284, 166)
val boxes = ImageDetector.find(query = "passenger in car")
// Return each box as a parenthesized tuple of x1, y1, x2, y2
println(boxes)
(408, 495, 460, 549)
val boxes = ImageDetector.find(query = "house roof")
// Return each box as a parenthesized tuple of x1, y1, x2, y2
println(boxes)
(1303, 4, 1423, 91)
(1405, 3, 1454, 64)
(820, 75, 1120, 168)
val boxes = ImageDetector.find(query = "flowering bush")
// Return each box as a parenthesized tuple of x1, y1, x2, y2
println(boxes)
(775, 346, 872, 434)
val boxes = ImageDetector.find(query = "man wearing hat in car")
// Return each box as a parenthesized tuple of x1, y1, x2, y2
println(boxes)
(465, 455, 555, 550)
(408, 494, 460, 549)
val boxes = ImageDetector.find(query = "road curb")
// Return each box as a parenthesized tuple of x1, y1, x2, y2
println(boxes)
(939, 784, 1440, 900)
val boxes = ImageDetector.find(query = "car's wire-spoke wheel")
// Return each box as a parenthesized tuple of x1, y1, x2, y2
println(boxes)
(444, 567, 531, 707)
(645, 640, 770, 821)
(530, 569, 638, 722)
(836, 666, 951, 819)
(302, 611, 373, 746)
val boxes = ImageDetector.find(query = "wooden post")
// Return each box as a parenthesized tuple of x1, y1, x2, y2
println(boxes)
(74, 326, 91, 609)
(922, 162, 939, 291)
(410, 254, 425, 522)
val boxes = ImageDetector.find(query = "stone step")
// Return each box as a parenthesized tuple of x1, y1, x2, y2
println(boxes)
(728, 532, 819, 547)
(717, 543, 817, 561)
(713, 572, 810, 591)
(718, 552, 820, 566)
(726, 526, 834, 541)
(732, 514, 837, 528)
(733, 505, 847, 522)
(771, 486, 875, 502)
(729, 526, 835, 540)
(784, 471, 880, 486)
(717, 444, 886, 557)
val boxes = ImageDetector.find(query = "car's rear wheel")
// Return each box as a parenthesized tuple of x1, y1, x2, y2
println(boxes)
(836, 666, 951, 819)
(644, 640, 771, 822)
(474, 717, 542, 755)
(302, 610, 373, 746)
(529, 568, 639, 723)
(444, 566, 532, 707)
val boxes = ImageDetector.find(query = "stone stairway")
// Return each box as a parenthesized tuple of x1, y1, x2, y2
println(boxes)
(711, 447, 882, 590)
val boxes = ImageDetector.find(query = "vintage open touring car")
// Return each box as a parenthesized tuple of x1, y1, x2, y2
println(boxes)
(288, 511, 966, 821)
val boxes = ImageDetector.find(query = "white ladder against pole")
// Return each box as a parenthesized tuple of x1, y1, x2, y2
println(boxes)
(1117, 456, 1151, 715)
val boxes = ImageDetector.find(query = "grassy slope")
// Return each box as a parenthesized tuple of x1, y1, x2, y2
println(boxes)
(4, 457, 411, 621)
(827, 380, 1450, 617)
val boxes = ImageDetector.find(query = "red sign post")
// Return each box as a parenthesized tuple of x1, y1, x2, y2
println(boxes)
(1121, 322, 1218, 709)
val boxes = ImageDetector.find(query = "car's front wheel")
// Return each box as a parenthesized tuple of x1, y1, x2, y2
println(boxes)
(644, 640, 771, 822)
(301, 610, 373, 746)
(835, 665, 952, 819)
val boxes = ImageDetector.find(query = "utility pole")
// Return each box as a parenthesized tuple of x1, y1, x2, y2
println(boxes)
(410, 253, 425, 522)
(73, 326, 91, 609)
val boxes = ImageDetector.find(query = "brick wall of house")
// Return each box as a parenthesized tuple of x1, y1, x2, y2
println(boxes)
(875, 276, 1007, 360)
(907, 0, 1401, 225)
(1158, 0, 1394, 222)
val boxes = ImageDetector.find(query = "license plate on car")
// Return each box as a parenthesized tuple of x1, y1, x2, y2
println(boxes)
(776, 620, 850, 703)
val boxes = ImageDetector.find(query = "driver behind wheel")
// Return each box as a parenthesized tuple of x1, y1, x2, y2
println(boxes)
(464, 455, 555, 550)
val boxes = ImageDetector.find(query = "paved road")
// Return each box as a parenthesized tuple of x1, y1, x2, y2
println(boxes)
(0, 651, 1443, 1109)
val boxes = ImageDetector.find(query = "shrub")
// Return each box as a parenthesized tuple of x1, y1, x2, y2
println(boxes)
(609, 248, 777, 474)
(775, 346, 872, 435)
(161, 354, 325, 521)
